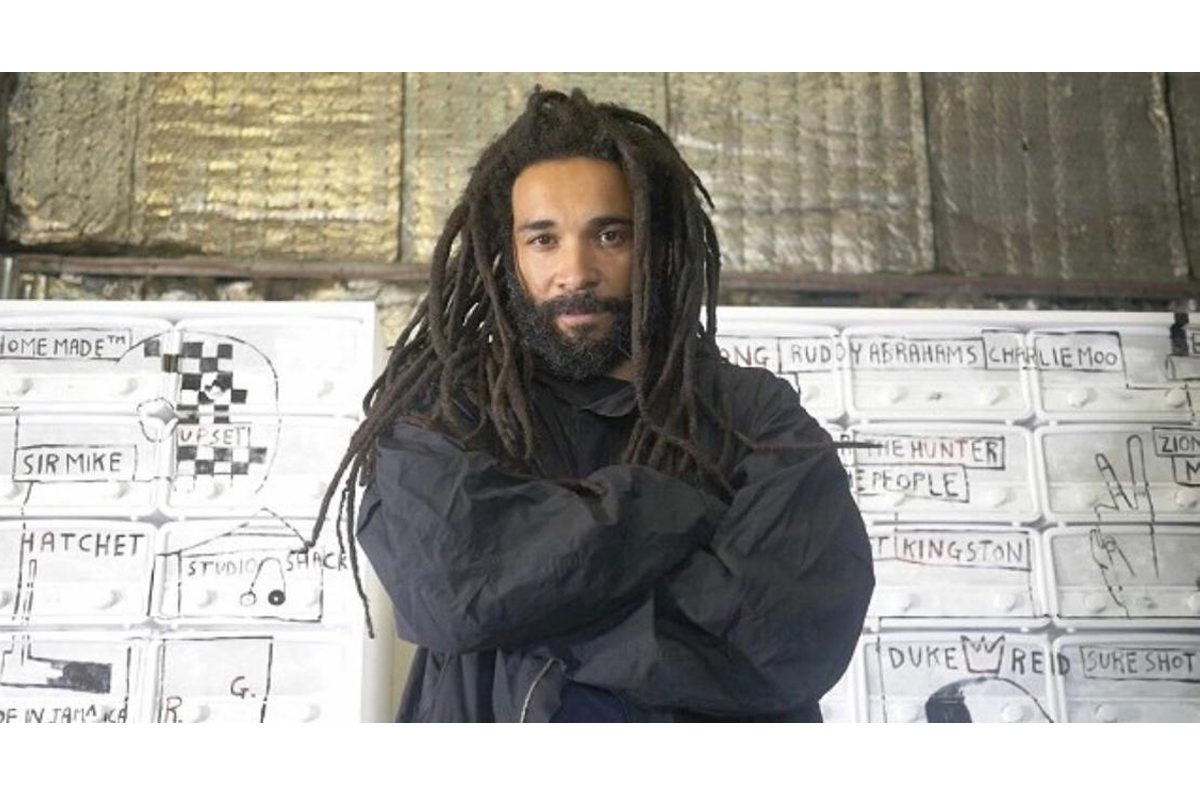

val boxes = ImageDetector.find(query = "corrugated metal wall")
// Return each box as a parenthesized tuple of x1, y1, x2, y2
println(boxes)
(2, 72, 1198, 286)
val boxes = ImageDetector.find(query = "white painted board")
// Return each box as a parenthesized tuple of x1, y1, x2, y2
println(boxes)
(1036, 424, 1200, 523)
(1052, 633, 1200, 723)
(0, 632, 147, 723)
(866, 525, 1048, 627)
(844, 326, 1033, 422)
(864, 632, 1060, 723)
(0, 520, 154, 626)
(1044, 525, 1200, 626)
(847, 423, 1038, 522)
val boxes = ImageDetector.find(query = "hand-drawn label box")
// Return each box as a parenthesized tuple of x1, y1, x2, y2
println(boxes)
(716, 325, 845, 421)
(0, 520, 155, 627)
(1030, 324, 1200, 422)
(0, 317, 173, 412)
(1035, 424, 1200, 523)
(844, 326, 1034, 422)
(1043, 525, 1200, 627)
(846, 423, 1038, 522)
(174, 317, 372, 415)
(863, 631, 1060, 723)
(150, 632, 358, 723)
(0, 315, 372, 417)
(162, 415, 356, 518)
(866, 525, 1049, 628)
(0, 413, 162, 516)
(153, 517, 359, 626)
(0, 413, 357, 519)
(0, 632, 147, 723)
(1052, 633, 1200, 722)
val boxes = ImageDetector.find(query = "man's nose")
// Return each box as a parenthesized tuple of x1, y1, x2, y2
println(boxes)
(554, 239, 600, 291)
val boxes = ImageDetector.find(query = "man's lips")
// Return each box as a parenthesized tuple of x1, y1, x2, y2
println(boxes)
(557, 310, 610, 324)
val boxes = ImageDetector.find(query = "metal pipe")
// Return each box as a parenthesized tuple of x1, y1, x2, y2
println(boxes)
(0, 256, 14, 300)
(7, 253, 1199, 304)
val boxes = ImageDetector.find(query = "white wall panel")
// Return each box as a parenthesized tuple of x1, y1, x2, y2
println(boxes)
(0, 301, 390, 723)
(720, 307, 1200, 722)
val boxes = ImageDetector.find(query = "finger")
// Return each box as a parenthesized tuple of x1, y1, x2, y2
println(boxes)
(1094, 453, 1128, 511)
(1124, 434, 1149, 513)
(1087, 527, 1112, 567)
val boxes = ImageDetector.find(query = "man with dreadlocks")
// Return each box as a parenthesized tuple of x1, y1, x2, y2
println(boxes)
(318, 87, 874, 722)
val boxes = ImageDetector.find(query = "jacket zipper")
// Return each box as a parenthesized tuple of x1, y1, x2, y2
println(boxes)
(519, 657, 563, 723)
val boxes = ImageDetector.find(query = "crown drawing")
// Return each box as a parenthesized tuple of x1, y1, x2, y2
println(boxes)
(961, 634, 1005, 675)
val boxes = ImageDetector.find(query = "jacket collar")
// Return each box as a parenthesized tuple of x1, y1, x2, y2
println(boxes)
(532, 367, 637, 418)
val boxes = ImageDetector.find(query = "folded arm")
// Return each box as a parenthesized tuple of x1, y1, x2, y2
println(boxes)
(531, 374, 874, 716)
(357, 419, 724, 654)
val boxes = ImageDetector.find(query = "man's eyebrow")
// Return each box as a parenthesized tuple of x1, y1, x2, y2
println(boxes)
(588, 215, 633, 228)
(516, 219, 556, 233)
(515, 215, 633, 233)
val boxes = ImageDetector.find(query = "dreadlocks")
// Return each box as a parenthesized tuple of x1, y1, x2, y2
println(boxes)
(311, 87, 841, 637)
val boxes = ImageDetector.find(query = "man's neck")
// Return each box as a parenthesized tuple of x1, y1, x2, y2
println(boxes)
(607, 358, 635, 383)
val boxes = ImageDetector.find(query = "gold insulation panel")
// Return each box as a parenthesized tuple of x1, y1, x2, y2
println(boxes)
(6, 73, 403, 262)
(668, 72, 934, 276)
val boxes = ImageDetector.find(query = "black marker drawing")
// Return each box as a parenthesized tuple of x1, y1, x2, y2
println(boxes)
(241, 557, 287, 608)
(0, 635, 112, 694)
(1090, 434, 1161, 618)
(136, 397, 179, 443)
(925, 676, 1055, 723)
(1152, 426, 1200, 487)
(1163, 315, 1199, 408)
(0, 327, 135, 362)
(0, 328, 287, 508)
(869, 529, 1041, 623)
(1032, 325, 1200, 420)
(155, 636, 274, 723)
(874, 634, 1058, 723)
(129, 331, 282, 495)
(157, 511, 326, 623)
(1086, 528, 1136, 618)
(2, 521, 154, 627)
(718, 334, 845, 374)
(847, 334, 993, 371)
(1025, 330, 1125, 374)
(2, 527, 116, 695)
(850, 430, 1016, 507)
(718, 333, 844, 415)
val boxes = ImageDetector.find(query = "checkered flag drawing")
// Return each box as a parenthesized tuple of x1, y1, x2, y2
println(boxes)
(177, 341, 246, 422)
(175, 443, 268, 477)
(143, 336, 267, 480)
(144, 339, 250, 423)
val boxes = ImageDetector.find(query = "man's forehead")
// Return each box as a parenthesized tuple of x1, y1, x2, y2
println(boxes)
(511, 157, 633, 215)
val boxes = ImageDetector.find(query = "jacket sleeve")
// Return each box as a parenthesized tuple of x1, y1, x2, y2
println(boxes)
(534, 373, 875, 717)
(356, 418, 725, 654)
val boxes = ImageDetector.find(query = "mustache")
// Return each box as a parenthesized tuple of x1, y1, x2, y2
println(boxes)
(538, 292, 630, 318)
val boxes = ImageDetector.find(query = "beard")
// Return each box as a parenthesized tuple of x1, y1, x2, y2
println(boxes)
(502, 266, 633, 382)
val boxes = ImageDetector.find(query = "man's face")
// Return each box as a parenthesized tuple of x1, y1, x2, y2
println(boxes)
(507, 157, 635, 382)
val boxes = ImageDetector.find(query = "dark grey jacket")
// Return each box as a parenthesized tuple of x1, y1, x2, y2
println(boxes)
(356, 353, 874, 722)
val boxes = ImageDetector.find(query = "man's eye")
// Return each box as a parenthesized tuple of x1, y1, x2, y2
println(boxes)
(599, 229, 629, 245)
